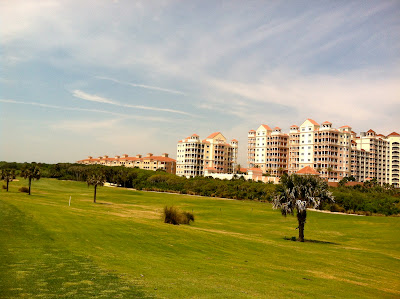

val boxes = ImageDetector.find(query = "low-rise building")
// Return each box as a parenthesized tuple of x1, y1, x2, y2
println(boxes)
(76, 153, 176, 174)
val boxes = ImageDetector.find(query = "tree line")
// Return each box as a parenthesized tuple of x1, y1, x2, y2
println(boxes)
(1, 161, 399, 215)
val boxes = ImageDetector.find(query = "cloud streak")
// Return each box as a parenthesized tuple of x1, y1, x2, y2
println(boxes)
(72, 89, 192, 116)
(95, 76, 186, 95)
(0, 99, 174, 122)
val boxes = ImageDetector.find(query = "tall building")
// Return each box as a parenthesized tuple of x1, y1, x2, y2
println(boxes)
(354, 130, 400, 187)
(176, 132, 238, 177)
(386, 132, 400, 187)
(250, 118, 398, 186)
(247, 124, 288, 176)
(287, 119, 352, 181)
(77, 153, 176, 174)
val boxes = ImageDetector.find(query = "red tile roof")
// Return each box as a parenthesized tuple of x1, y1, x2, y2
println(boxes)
(367, 129, 376, 133)
(192, 133, 199, 137)
(322, 121, 332, 124)
(306, 119, 320, 126)
(274, 127, 281, 130)
(388, 132, 400, 137)
(290, 125, 299, 128)
(247, 167, 263, 172)
(340, 125, 351, 128)
(231, 139, 238, 142)
(249, 130, 256, 132)
(296, 166, 320, 175)
(260, 124, 272, 130)
(207, 132, 221, 139)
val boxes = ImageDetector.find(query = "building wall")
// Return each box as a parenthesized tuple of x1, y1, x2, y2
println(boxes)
(177, 132, 238, 178)
(387, 134, 400, 187)
(249, 125, 288, 176)
(77, 153, 176, 174)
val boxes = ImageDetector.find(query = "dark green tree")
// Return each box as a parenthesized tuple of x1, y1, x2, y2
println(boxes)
(21, 164, 41, 195)
(273, 174, 334, 242)
(1, 169, 16, 191)
(87, 171, 106, 203)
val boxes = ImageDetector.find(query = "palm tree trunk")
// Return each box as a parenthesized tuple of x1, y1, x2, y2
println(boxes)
(6, 180, 9, 192)
(297, 210, 307, 242)
(28, 178, 32, 195)
(94, 185, 97, 203)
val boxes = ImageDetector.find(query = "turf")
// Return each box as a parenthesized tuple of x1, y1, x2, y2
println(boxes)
(0, 178, 399, 298)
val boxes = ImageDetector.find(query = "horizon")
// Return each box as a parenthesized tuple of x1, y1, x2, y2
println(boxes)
(1, 1, 399, 165)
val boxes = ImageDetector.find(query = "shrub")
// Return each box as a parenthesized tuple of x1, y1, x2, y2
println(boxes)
(2, 184, 6, 190)
(163, 206, 195, 225)
(19, 186, 29, 193)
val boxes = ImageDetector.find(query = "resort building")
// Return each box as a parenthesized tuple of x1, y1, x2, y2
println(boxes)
(353, 130, 400, 187)
(249, 119, 400, 185)
(247, 125, 288, 176)
(176, 132, 238, 178)
(386, 132, 400, 188)
(285, 119, 351, 181)
(76, 153, 176, 174)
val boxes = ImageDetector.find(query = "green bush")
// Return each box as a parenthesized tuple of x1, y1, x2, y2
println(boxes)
(19, 186, 29, 193)
(163, 206, 195, 225)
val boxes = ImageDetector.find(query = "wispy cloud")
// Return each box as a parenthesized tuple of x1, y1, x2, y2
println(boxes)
(0, 99, 174, 122)
(72, 89, 116, 104)
(72, 89, 192, 116)
(95, 76, 186, 96)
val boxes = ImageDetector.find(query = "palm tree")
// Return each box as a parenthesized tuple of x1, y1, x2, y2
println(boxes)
(273, 174, 334, 242)
(21, 164, 41, 195)
(87, 171, 106, 203)
(1, 169, 16, 191)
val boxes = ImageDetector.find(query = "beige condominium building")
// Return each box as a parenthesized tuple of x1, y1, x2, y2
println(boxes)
(250, 119, 352, 181)
(354, 130, 400, 187)
(287, 119, 352, 181)
(176, 132, 238, 177)
(249, 118, 399, 186)
(77, 153, 176, 174)
(247, 125, 288, 176)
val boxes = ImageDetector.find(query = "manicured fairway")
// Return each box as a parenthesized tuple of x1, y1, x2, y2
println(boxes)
(1, 179, 399, 298)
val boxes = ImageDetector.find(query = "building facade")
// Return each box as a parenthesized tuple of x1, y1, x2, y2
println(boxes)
(247, 125, 288, 176)
(176, 132, 238, 177)
(249, 119, 399, 186)
(77, 153, 176, 174)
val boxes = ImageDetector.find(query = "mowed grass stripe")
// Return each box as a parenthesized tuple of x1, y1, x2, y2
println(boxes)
(1, 178, 399, 298)
(0, 199, 149, 298)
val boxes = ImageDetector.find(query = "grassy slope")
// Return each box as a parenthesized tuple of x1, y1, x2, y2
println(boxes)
(0, 178, 399, 298)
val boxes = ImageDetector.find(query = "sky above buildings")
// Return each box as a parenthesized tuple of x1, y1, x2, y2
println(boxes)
(1, 0, 399, 165)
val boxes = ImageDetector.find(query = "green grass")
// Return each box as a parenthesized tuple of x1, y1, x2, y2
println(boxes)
(1, 178, 399, 298)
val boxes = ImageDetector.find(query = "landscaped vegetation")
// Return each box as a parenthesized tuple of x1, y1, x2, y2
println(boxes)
(1, 161, 399, 216)
(1, 178, 399, 298)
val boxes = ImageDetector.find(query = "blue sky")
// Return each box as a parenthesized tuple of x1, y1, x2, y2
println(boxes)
(1, 0, 399, 164)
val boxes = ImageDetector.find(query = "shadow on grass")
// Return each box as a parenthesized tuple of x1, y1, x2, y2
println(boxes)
(283, 237, 339, 245)
(96, 202, 113, 205)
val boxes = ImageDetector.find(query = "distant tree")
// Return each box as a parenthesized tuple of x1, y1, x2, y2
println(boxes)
(87, 171, 106, 203)
(338, 177, 349, 187)
(21, 164, 41, 195)
(273, 174, 334, 242)
(1, 169, 16, 191)
(348, 176, 356, 182)
(117, 168, 129, 187)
